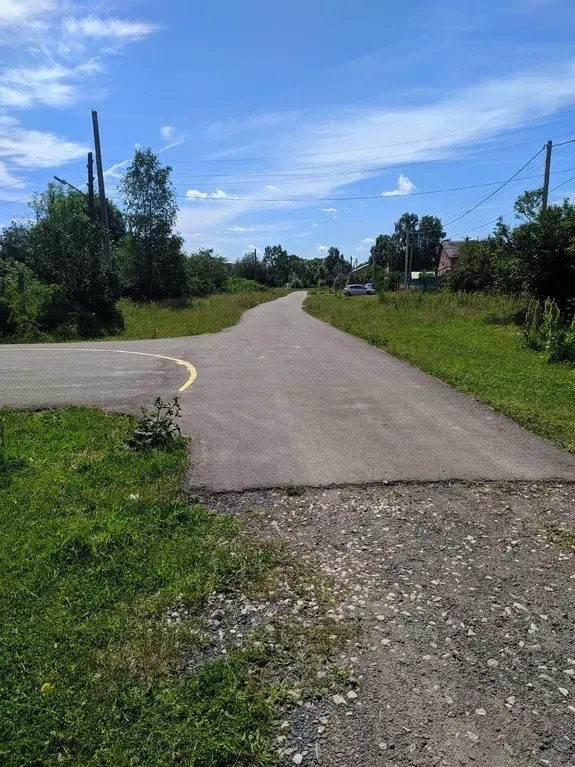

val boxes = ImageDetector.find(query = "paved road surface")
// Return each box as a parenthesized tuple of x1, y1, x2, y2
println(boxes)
(1, 291, 574, 489)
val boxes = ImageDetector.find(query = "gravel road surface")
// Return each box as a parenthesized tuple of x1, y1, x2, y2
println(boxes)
(1, 291, 574, 488)
(208, 481, 575, 767)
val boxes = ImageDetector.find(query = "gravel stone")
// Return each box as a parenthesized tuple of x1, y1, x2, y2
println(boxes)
(205, 481, 575, 766)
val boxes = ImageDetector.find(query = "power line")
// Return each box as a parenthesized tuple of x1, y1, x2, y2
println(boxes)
(159, 108, 575, 164)
(443, 147, 545, 227)
(549, 173, 575, 194)
(175, 166, 575, 204)
(166, 137, 554, 185)
(0, 162, 86, 193)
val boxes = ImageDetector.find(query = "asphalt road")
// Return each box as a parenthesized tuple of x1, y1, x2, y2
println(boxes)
(1, 291, 574, 490)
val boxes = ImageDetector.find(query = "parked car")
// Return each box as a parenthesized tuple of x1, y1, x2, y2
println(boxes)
(343, 284, 376, 296)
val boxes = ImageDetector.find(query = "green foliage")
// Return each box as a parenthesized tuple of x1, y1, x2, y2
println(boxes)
(119, 149, 187, 301)
(514, 188, 543, 222)
(226, 276, 266, 292)
(0, 220, 33, 265)
(107, 289, 289, 340)
(27, 184, 122, 335)
(289, 276, 303, 289)
(186, 248, 228, 297)
(542, 298, 565, 362)
(0, 407, 282, 765)
(524, 298, 544, 350)
(306, 291, 575, 452)
(448, 240, 494, 292)
(125, 397, 183, 451)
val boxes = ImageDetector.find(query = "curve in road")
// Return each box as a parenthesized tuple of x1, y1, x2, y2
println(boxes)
(1, 291, 574, 490)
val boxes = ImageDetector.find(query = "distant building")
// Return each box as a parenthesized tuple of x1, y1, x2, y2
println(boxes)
(437, 240, 466, 275)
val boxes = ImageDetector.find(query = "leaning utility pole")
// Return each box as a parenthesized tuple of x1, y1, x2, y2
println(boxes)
(403, 230, 410, 290)
(542, 139, 553, 212)
(87, 151, 95, 221)
(91, 110, 112, 265)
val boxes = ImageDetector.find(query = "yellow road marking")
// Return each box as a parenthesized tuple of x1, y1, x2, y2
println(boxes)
(3, 347, 198, 392)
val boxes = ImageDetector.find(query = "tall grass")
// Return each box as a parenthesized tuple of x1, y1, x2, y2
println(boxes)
(106, 289, 290, 341)
(0, 407, 282, 765)
(306, 291, 575, 452)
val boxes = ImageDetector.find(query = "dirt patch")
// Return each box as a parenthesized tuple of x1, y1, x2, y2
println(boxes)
(204, 482, 575, 767)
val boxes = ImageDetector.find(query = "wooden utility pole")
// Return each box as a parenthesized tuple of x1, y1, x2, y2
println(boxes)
(253, 248, 257, 280)
(542, 139, 553, 212)
(403, 230, 410, 290)
(87, 151, 95, 221)
(91, 110, 112, 265)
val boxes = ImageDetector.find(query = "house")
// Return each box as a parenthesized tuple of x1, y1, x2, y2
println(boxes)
(437, 240, 465, 276)
(350, 261, 371, 281)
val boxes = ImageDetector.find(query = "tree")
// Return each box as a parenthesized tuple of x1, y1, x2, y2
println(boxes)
(0, 220, 33, 265)
(119, 148, 187, 300)
(370, 234, 401, 271)
(514, 189, 543, 222)
(323, 246, 348, 282)
(448, 240, 495, 292)
(234, 251, 267, 284)
(416, 215, 445, 271)
(28, 183, 122, 334)
(394, 212, 419, 248)
(187, 248, 228, 296)
(511, 199, 575, 313)
(262, 244, 294, 286)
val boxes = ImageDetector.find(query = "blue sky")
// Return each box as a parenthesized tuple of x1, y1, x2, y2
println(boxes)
(1, 0, 575, 263)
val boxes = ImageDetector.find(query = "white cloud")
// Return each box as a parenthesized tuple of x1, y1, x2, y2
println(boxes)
(160, 125, 174, 140)
(186, 188, 230, 200)
(265, 184, 276, 190)
(381, 174, 416, 197)
(104, 160, 129, 180)
(63, 16, 157, 40)
(189, 232, 204, 238)
(0, 62, 102, 109)
(0, 0, 54, 26)
(0, 119, 87, 167)
(316, 244, 329, 253)
(355, 246, 366, 251)
(332, 215, 340, 221)
(319, 207, 338, 212)
(227, 225, 255, 233)
(360, 237, 375, 244)
(311, 221, 319, 227)
(159, 124, 188, 153)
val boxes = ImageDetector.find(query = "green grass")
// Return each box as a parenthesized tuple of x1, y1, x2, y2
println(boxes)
(0, 407, 284, 766)
(305, 291, 575, 452)
(106, 289, 290, 340)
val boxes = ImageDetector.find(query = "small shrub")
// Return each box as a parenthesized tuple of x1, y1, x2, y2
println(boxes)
(524, 298, 544, 350)
(542, 298, 564, 362)
(563, 315, 575, 362)
(289, 277, 303, 289)
(226, 277, 266, 293)
(125, 397, 183, 451)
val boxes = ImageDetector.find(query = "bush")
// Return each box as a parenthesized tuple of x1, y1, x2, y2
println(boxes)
(226, 277, 266, 293)
(125, 397, 183, 451)
(524, 298, 544, 350)
(289, 277, 303, 289)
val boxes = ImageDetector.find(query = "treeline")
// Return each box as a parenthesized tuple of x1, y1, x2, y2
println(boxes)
(447, 190, 575, 363)
(0, 145, 358, 341)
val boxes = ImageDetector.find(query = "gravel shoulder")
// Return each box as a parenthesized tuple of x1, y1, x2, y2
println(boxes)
(205, 481, 575, 767)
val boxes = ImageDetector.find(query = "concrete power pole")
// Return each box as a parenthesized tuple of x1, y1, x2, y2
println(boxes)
(542, 140, 553, 212)
(91, 110, 112, 265)
(403, 230, 410, 290)
(87, 152, 95, 221)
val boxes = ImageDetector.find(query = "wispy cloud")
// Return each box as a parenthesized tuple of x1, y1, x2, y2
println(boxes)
(319, 206, 338, 212)
(63, 16, 158, 40)
(227, 225, 255, 233)
(159, 124, 188, 152)
(104, 160, 129, 180)
(316, 244, 329, 253)
(186, 189, 230, 200)
(360, 237, 375, 244)
(265, 184, 277, 190)
(381, 174, 416, 197)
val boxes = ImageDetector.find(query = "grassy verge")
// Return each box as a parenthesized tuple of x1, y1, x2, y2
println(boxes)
(106, 289, 290, 340)
(305, 291, 575, 452)
(0, 406, 354, 765)
(0, 407, 285, 765)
